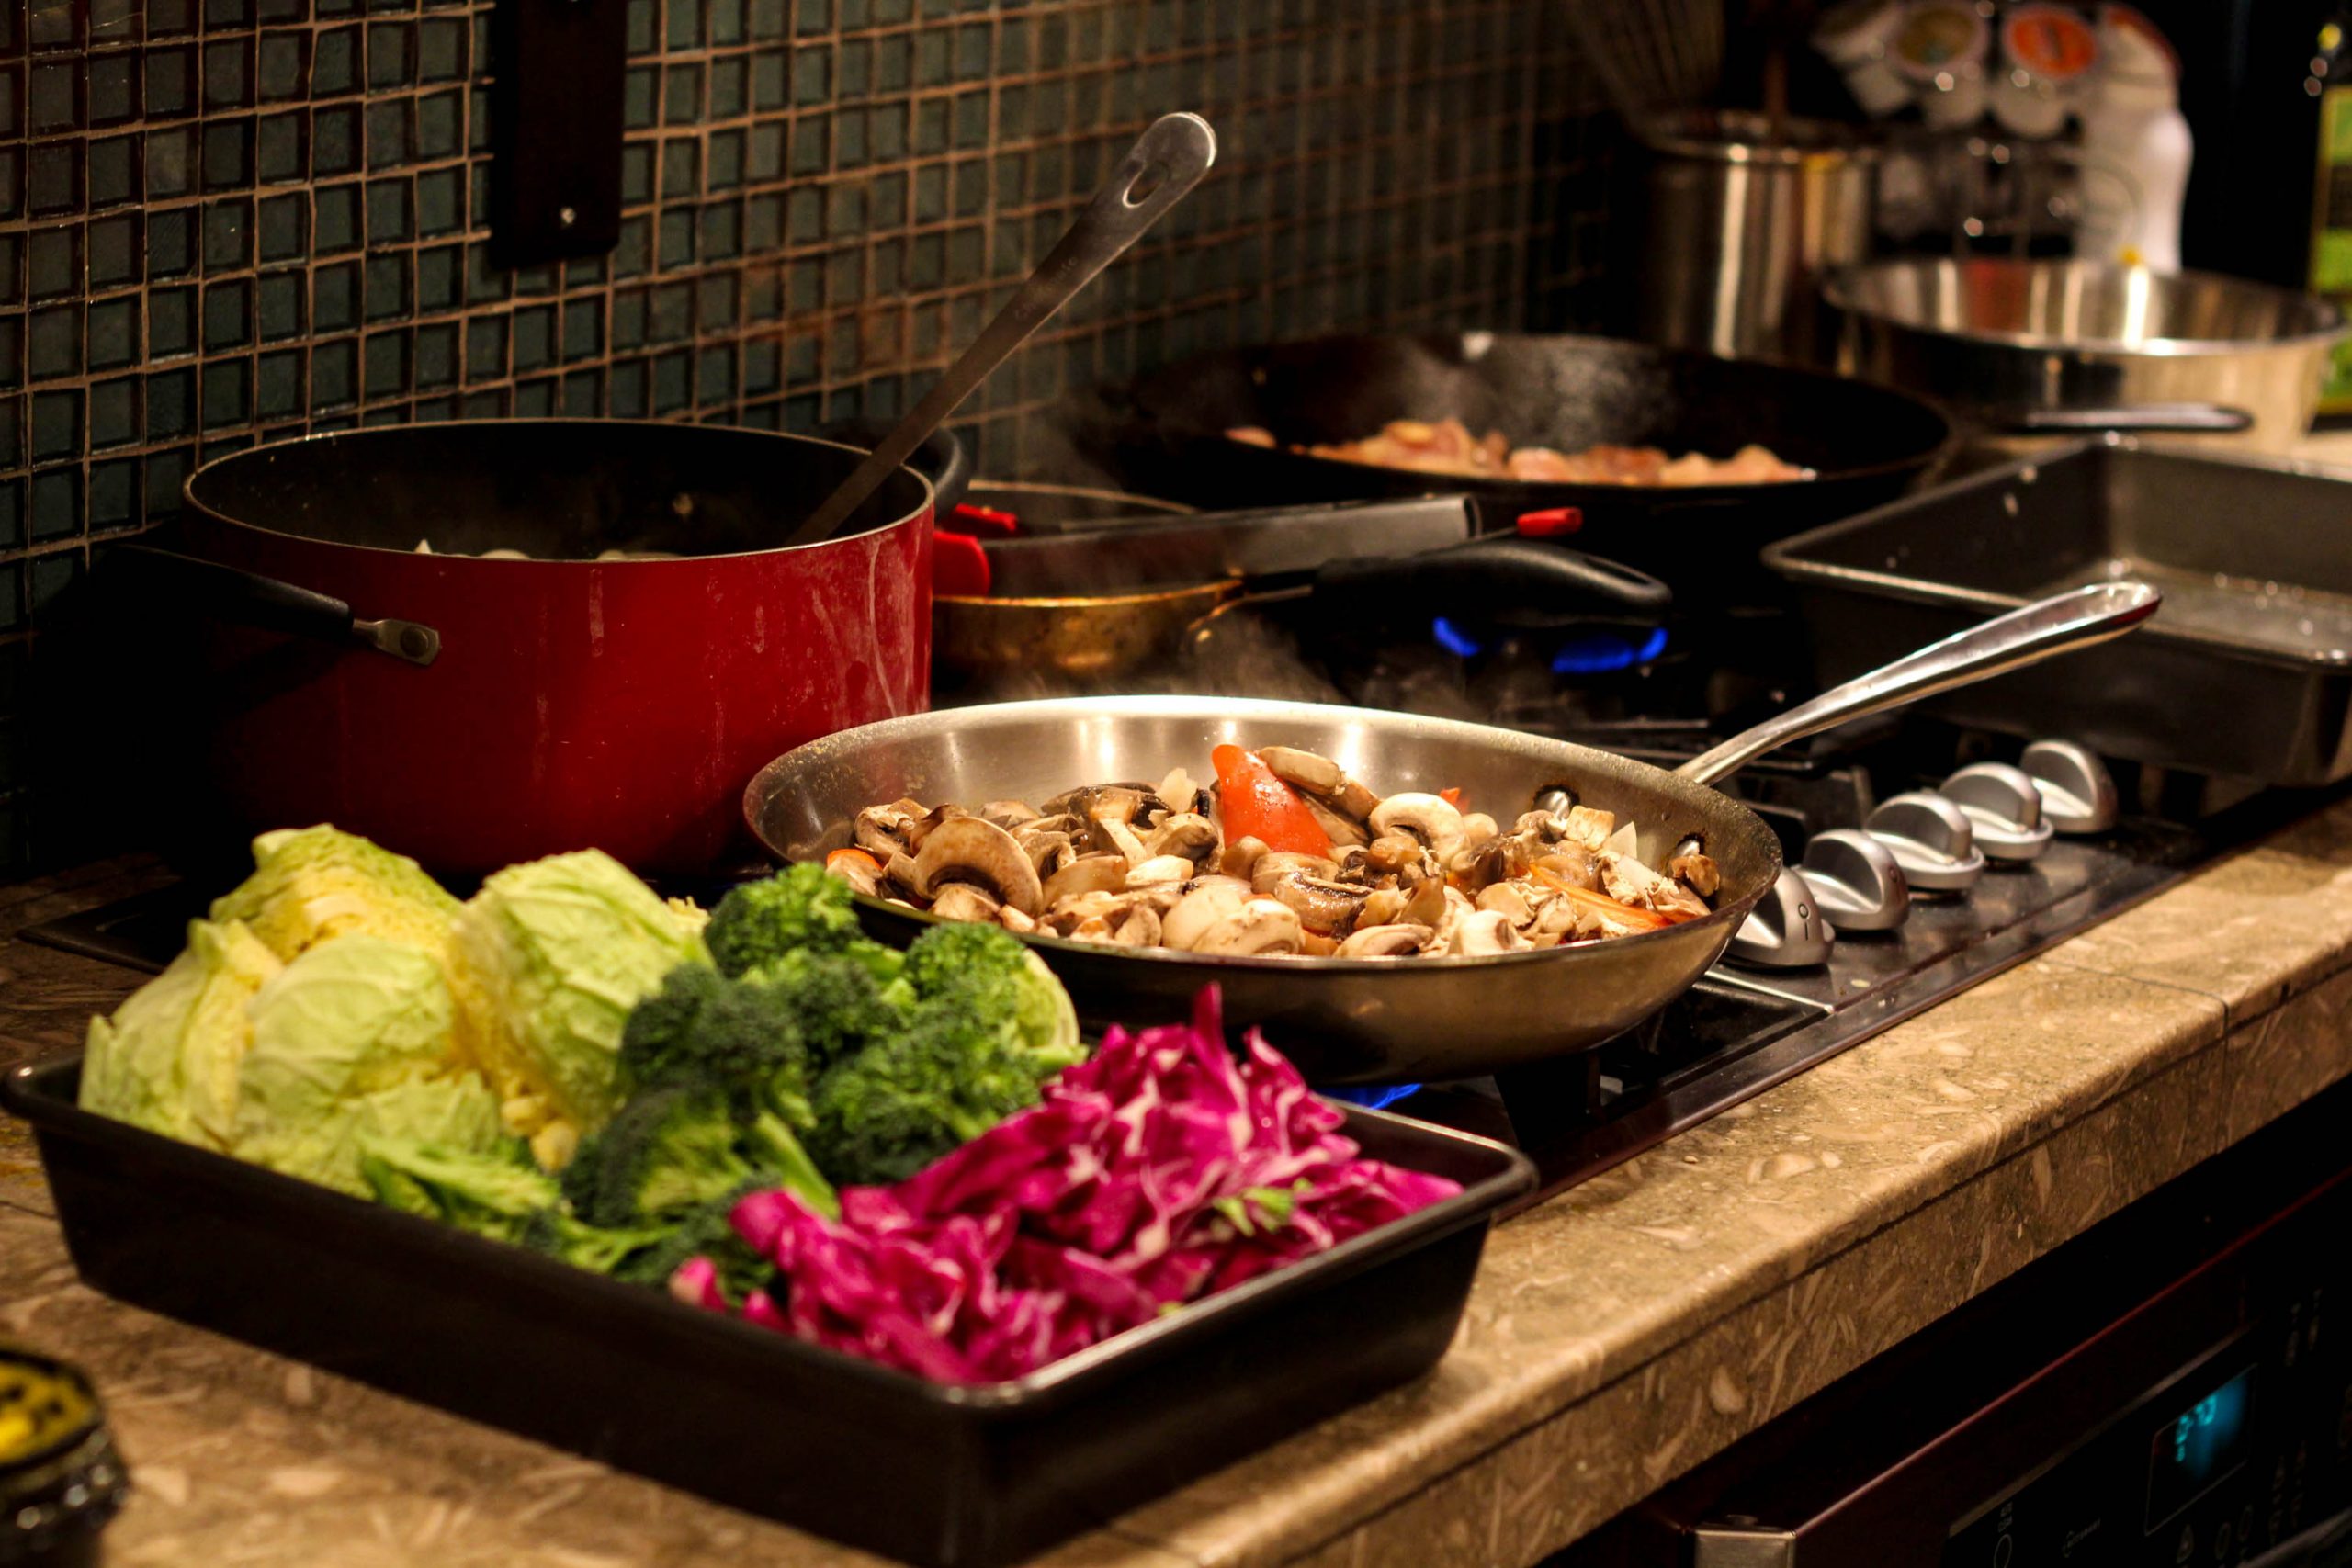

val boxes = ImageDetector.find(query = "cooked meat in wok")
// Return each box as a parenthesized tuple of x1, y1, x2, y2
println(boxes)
(1226, 418, 1812, 486)
(822, 744, 1721, 960)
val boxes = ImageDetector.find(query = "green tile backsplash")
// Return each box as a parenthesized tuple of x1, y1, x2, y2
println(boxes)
(0, 0, 1608, 870)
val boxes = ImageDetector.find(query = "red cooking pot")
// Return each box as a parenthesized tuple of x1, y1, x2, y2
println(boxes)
(158, 420, 964, 876)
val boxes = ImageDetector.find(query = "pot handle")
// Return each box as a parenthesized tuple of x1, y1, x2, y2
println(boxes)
(107, 544, 442, 667)
(1997, 403, 2256, 435)
(815, 419, 975, 518)
(1677, 581, 2160, 785)
(1307, 536, 1672, 630)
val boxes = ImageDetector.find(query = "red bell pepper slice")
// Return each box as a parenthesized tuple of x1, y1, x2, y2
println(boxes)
(1211, 744, 1333, 859)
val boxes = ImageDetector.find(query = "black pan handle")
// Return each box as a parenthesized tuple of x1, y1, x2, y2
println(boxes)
(1308, 536, 1672, 631)
(815, 419, 975, 521)
(1997, 403, 2256, 435)
(107, 544, 441, 666)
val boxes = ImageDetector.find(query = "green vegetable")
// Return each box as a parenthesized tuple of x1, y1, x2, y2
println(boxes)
(209, 825, 461, 964)
(610, 1188, 773, 1302)
(703, 863, 867, 976)
(899, 921, 1084, 1073)
(738, 948, 912, 1074)
(227, 933, 503, 1195)
(79, 918, 283, 1147)
(358, 1136, 560, 1242)
(562, 1081, 834, 1225)
(447, 849, 710, 1164)
(516, 1208, 671, 1274)
(617, 965, 816, 1126)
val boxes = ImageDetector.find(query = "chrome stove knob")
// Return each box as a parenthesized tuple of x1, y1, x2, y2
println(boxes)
(1795, 828, 1910, 932)
(1726, 866, 1835, 969)
(2020, 740, 2119, 834)
(1939, 761, 2055, 863)
(1864, 791, 1986, 893)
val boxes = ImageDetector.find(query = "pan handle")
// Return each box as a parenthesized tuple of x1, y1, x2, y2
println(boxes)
(1996, 403, 2256, 435)
(107, 544, 441, 667)
(1308, 536, 1672, 628)
(1676, 581, 2160, 786)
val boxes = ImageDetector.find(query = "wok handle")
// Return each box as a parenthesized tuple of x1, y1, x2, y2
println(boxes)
(107, 544, 441, 667)
(1999, 403, 2256, 435)
(1676, 581, 2160, 786)
(1309, 537, 1672, 628)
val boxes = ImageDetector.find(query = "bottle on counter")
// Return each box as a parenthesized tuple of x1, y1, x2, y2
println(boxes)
(2075, 4, 2191, 269)
(2310, 6, 2352, 412)
(0, 1345, 128, 1568)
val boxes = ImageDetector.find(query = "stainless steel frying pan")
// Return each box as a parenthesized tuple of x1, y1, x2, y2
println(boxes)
(744, 583, 2158, 1083)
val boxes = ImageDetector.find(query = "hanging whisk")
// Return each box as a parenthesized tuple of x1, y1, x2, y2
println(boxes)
(1563, 0, 1728, 122)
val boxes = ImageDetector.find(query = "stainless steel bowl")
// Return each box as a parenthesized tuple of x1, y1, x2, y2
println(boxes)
(1825, 258, 2348, 453)
(742, 695, 1785, 1085)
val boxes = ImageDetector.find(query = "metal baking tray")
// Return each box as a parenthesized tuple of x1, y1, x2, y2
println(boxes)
(1762, 439, 2352, 786)
(3, 1056, 1530, 1568)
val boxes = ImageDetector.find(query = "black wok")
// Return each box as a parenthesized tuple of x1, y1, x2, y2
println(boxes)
(1060, 333, 1957, 604)
(745, 583, 2157, 1085)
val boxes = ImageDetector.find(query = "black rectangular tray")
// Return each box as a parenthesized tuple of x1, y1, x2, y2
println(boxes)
(3, 1055, 1532, 1567)
(1761, 440, 2352, 787)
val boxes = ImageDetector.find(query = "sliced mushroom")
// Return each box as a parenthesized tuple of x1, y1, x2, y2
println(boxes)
(1101, 817, 1152, 868)
(1446, 908, 1529, 956)
(1012, 829, 1075, 877)
(1356, 886, 1411, 928)
(911, 816, 1045, 917)
(884, 850, 923, 900)
(1192, 897, 1305, 956)
(1600, 853, 1710, 920)
(1364, 833, 1430, 881)
(1261, 871, 1372, 935)
(1400, 875, 1451, 931)
(1250, 851, 1340, 895)
(909, 802, 977, 854)
(980, 800, 1040, 830)
(1336, 923, 1432, 958)
(1669, 852, 1722, 897)
(1448, 830, 1532, 893)
(1257, 745, 1343, 795)
(1557, 805, 1617, 853)
(1146, 812, 1221, 869)
(1220, 834, 1270, 880)
(1162, 879, 1255, 952)
(929, 883, 1003, 923)
(1371, 793, 1467, 859)
(1125, 854, 1196, 886)
(998, 906, 1037, 934)
(1037, 888, 1130, 936)
(1300, 792, 1369, 849)
(1476, 882, 1537, 927)
(1039, 852, 1130, 908)
(1112, 903, 1163, 947)
(1532, 893, 1600, 942)
(1534, 846, 1601, 892)
(854, 798, 926, 858)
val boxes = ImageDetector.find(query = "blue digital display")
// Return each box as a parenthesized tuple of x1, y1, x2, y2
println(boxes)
(2144, 1365, 2255, 1531)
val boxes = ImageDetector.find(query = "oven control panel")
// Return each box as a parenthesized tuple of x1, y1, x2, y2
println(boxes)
(1944, 1303, 2347, 1568)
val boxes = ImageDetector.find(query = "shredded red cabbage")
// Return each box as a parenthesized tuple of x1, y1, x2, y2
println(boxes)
(670, 986, 1462, 1382)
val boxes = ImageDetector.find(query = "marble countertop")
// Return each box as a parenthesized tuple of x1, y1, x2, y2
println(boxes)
(7, 799, 2352, 1568)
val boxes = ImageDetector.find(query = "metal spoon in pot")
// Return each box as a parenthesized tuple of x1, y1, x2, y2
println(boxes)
(787, 112, 1219, 550)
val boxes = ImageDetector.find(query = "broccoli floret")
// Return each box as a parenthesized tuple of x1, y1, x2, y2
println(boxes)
(517, 1207, 669, 1274)
(705, 863, 863, 976)
(358, 1135, 559, 1242)
(609, 1186, 773, 1303)
(561, 1084, 766, 1226)
(805, 999, 1058, 1187)
(616, 964, 813, 1127)
(900, 921, 1085, 1075)
(742, 947, 912, 1072)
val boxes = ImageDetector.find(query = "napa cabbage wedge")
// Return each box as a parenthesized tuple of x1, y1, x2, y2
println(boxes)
(447, 849, 710, 1166)
(209, 824, 461, 962)
(79, 917, 283, 1146)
